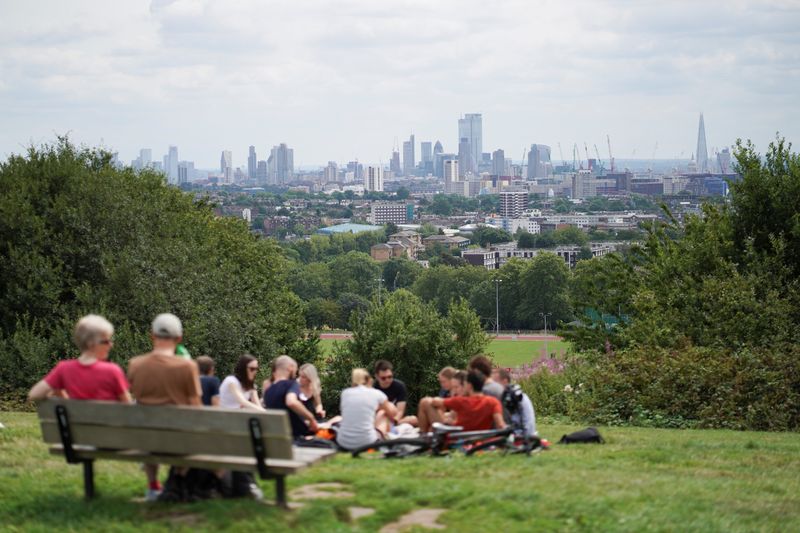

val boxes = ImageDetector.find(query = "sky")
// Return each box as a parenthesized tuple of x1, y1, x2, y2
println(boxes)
(1, 0, 799, 169)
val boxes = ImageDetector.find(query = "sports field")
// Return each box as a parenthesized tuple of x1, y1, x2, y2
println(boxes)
(318, 336, 571, 368)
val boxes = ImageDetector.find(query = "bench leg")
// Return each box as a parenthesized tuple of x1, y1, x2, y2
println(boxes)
(83, 461, 95, 500)
(275, 475, 287, 509)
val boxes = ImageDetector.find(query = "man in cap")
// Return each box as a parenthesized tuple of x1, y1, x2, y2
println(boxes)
(128, 313, 201, 501)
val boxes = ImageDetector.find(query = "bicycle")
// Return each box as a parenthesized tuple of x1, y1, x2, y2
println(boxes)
(350, 422, 541, 459)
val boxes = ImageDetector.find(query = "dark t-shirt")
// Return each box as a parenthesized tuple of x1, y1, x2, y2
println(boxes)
(200, 375, 220, 406)
(264, 379, 309, 438)
(374, 378, 408, 404)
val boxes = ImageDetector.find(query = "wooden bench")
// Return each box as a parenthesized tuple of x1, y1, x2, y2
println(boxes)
(37, 398, 336, 507)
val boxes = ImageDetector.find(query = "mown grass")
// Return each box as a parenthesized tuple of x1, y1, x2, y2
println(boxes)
(2, 412, 799, 532)
(318, 338, 572, 368)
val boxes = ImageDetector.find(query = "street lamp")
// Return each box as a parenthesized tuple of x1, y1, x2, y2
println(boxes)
(492, 278, 503, 336)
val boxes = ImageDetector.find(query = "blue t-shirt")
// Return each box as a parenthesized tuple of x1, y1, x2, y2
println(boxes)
(200, 375, 220, 406)
(264, 379, 309, 438)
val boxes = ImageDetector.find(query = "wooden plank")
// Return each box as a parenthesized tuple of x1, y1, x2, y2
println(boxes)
(48, 446, 309, 476)
(41, 422, 293, 459)
(37, 399, 290, 437)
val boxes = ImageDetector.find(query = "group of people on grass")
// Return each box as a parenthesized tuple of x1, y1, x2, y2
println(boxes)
(28, 313, 537, 501)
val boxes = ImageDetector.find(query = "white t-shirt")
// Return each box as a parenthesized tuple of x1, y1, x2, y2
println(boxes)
(219, 375, 247, 409)
(336, 385, 388, 450)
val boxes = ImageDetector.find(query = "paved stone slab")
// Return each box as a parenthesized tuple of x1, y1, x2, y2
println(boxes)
(349, 506, 376, 520)
(379, 509, 447, 533)
(290, 482, 354, 500)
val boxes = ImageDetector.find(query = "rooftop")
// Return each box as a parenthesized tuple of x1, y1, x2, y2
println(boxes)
(316, 223, 383, 235)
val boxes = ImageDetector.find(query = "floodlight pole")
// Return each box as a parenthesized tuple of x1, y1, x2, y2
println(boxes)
(493, 278, 503, 336)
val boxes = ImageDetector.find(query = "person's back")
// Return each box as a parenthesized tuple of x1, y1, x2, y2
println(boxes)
(337, 384, 388, 450)
(128, 352, 200, 406)
(443, 394, 502, 431)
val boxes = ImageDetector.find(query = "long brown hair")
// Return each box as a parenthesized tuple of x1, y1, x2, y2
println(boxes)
(234, 354, 257, 391)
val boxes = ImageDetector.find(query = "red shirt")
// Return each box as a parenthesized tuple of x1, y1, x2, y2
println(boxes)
(443, 394, 502, 431)
(44, 359, 129, 401)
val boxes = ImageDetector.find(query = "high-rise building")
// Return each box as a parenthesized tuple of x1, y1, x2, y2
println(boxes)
(420, 141, 433, 172)
(256, 160, 268, 184)
(696, 113, 709, 173)
(492, 149, 505, 176)
(390, 151, 401, 175)
(247, 146, 257, 180)
(527, 144, 552, 179)
(220, 150, 233, 184)
(458, 113, 482, 173)
(717, 147, 731, 173)
(499, 190, 528, 218)
(366, 166, 384, 192)
(347, 161, 363, 181)
(268, 143, 294, 185)
(458, 137, 473, 176)
(139, 148, 152, 168)
(433, 140, 443, 158)
(402, 134, 415, 176)
(324, 161, 338, 182)
(444, 159, 459, 184)
(177, 161, 194, 185)
(166, 146, 179, 185)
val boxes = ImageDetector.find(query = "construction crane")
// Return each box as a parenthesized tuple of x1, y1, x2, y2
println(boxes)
(649, 141, 659, 173)
(606, 134, 615, 172)
(521, 147, 528, 178)
(594, 144, 603, 173)
(573, 143, 580, 170)
(584, 142, 591, 169)
(557, 142, 566, 166)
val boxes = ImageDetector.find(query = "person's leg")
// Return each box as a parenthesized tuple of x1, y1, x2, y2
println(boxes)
(399, 415, 418, 426)
(375, 410, 391, 436)
(144, 463, 161, 501)
(417, 398, 442, 433)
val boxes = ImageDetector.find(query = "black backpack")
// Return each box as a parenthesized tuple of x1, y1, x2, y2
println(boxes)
(559, 426, 604, 444)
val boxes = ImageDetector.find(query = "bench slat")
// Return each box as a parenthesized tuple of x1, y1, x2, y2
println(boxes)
(47, 446, 316, 476)
(37, 399, 290, 437)
(41, 421, 294, 459)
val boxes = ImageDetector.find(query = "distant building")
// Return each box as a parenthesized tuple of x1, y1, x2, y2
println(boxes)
(324, 161, 338, 182)
(492, 149, 505, 176)
(444, 159, 459, 185)
(177, 160, 194, 185)
(403, 134, 416, 176)
(390, 151, 401, 175)
(247, 146, 257, 180)
(458, 137, 474, 176)
(166, 146, 179, 185)
(256, 160, 268, 184)
(571, 171, 597, 199)
(369, 202, 414, 224)
(717, 147, 731, 173)
(268, 143, 294, 185)
(458, 113, 482, 174)
(220, 150, 233, 184)
(463, 244, 615, 270)
(696, 113, 709, 173)
(366, 166, 384, 192)
(316, 223, 384, 235)
(499, 190, 528, 218)
(422, 234, 470, 250)
(527, 144, 552, 179)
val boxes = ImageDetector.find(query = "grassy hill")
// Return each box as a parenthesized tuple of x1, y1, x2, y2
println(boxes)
(2, 412, 799, 532)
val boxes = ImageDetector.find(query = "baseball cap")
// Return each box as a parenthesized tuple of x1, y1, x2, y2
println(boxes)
(151, 313, 183, 339)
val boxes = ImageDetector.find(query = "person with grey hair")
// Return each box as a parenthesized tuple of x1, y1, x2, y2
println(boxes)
(263, 355, 319, 439)
(28, 314, 131, 402)
(127, 313, 201, 502)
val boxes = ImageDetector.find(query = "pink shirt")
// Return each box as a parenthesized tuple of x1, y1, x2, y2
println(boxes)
(44, 359, 129, 401)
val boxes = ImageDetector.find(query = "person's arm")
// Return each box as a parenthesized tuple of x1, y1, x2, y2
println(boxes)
(394, 401, 407, 422)
(286, 392, 319, 432)
(493, 411, 507, 429)
(28, 379, 54, 402)
(431, 397, 446, 409)
(229, 380, 265, 410)
(118, 391, 133, 403)
(380, 399, 398, 420)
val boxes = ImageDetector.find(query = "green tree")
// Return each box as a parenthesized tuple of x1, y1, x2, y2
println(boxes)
(517, 253, 572, 330)
(328, 251, 381, 299)
(382, 258, 423, 291)
(472, 226, 512, 247)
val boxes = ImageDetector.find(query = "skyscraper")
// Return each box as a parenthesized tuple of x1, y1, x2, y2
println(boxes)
(247, 146, 257, 180)
(366, 166, 384, 192)
(527, 144, 552, 179)
(390, 150, 401, 175)
(139, 148, 152, 168)
(403, 134, 415, 176)
(256, 160, 268, 184)
(324, 161, 338, 182)
(421, 141, 432, 171)
(696, 113, 709, 173)
(167, 146, 179, 185)
(492, 149, 506, 176)
(458, 113, 482, 173)
(717, 147, 731, 173)
(458, 137, 473, 176)
(220, 150, 233, 184)
(499, 190, 528, 218)
(268, 143, 294, 185)
(444, 159, 459, 184)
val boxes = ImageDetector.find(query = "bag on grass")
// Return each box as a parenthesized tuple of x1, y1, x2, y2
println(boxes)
(558, 427, 604, 444)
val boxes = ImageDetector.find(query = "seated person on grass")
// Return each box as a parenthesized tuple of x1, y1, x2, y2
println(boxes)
(417, 370, 506, 433)
(373, 359, 417, 427)
(493, 368, 537, 438)
(263, 355, 318, 440)
(442, 370, 466, 425)
(336, 368, 398, 451)
(197, 356, 221, 407)
(437, 366, 457, 398)
(467, 355, 504, 401)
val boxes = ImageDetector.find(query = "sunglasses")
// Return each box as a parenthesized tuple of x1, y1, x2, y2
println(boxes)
(97, 339, 114, 345)
(247, 366, 259, 371)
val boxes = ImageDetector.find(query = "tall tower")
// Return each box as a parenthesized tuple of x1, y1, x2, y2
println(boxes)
(696, 113, 708, 173)
(247, 146, 257, 180)
(458, 113, 482, 173)
(366, 166, 384, 192)
(402, 134, 415, 176)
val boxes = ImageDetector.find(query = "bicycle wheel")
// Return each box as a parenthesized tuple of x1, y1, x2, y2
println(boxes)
(350, 437, 432, 459)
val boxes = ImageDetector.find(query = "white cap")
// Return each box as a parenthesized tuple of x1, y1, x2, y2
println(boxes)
(151, 313, 182, 339)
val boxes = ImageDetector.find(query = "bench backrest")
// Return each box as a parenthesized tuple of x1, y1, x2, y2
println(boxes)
(37, 399, 293, 460)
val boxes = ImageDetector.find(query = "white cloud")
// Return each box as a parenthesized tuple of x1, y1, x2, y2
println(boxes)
(0, 0, 798, 166)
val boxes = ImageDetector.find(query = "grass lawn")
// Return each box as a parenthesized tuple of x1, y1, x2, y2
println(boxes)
(318, 338, 571, 368)
(2, 412, 800, 532)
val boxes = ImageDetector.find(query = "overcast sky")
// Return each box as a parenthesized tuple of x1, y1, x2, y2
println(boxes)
(2, 0, 798, 168)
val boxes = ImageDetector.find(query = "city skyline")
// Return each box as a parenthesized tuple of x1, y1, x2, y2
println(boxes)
(2, 0, 798, 167)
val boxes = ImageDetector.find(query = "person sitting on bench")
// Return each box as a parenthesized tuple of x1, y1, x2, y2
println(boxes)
(197, 356, 220, 407)
(416, 370, 506, 433)
(28, 314, 131, 403)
